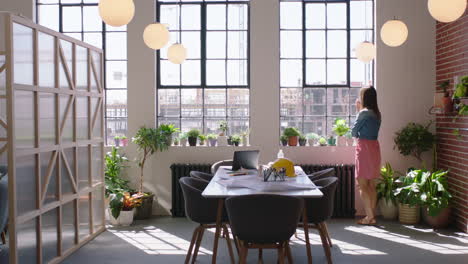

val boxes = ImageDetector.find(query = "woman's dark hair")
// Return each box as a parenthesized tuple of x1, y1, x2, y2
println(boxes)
(360, 86, 381, 121)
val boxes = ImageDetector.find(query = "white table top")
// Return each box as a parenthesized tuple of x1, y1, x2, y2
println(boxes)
(202, 166, 323, 198)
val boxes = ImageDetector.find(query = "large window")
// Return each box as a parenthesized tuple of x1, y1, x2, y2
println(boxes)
(157, 0, 250, 135)
(280, 0, 374, 136)
(36, 0, 128, 145)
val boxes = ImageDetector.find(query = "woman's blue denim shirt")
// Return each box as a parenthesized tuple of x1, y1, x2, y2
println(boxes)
(351, 109, 381, 140)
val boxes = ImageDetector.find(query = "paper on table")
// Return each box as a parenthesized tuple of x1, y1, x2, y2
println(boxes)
(216, 177, 317, 192)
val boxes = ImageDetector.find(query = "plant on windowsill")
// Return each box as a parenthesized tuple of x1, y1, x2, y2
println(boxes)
(159, 124, 180, 146)
(198, 134, 207, 146)
(173, 136, 180, 146)
(318, 137, 327, 146)
(280, 135, 288, 146)
(132, 126, 169, 219)
(217, 121, 229, 146)
(394, 169, 426, 225)
(394, 122, 436, 168)
(179, 132, 188, 146)
(114, 136, 121, 147)
(187, 129, 200, 146)
(283, 127, 300, 146)
(420, 170, 452, 228)
(207, 133, 218, 147)
(345, 131, 354, 146)
(109, 191, 143, 226)
(327, 135, 336, 146)
(241, 129, 250, 146)
(230, 134, 241, 146)
(298, 134, 307, 146)
(306, 133, 320, 146)
(120, 136, 129, 146)
(332, 118, 350, 146)
(376, 162, 400, 220)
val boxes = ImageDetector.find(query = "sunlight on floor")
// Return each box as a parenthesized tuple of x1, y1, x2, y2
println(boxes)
(107, 225, 213, 256)
(345, 225, 468, 255)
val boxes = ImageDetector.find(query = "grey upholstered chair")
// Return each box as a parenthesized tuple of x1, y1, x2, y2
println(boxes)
(308, 168, 336, 182)
(211, 159, 233, 174)
(0, 174, 8, 245)
(226, 194, 304, 264)
(189, 170, 213, 183)
(300, 177, 338, 264)
(179, 177, 235, 264)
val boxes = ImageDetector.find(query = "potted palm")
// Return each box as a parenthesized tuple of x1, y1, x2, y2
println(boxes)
(420, 170, 452, 228)
(198, 134, 207, 146)
(187, 129, 200, 146)
(132, 126, 169, 219)
(217, 121, 229, 146)
(332, 118, 350, 146)
(207, 133, 218, 146)
(299, 134, 307, 146)
(280, 135, 288, 146)
(306, 133, 319, 146)
(283, 127, 300, 146)
(159, 124, 179, 146)
(394, 169, 425, 225)
(109, 192, 143, 226)
(376, 163, 400, 220)
(179, 133, 188, 146)
(231, 135, 241, 146)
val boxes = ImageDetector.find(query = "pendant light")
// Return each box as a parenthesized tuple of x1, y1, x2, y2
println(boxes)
(428, 0, 467, 23)
(143, 23, 170, 50)
(98, 0, 135, 27)
(380, 19, 408, 47)
(167, 0, 187, 64)
(355, 1, 376, 62)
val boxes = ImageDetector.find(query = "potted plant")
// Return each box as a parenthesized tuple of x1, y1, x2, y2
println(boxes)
(394, 122, 436, 167)
(306, 133, 319, 146)
(114, 136, 121, 146)
(198, 134, 207, 146)
(454, 75, 467, 98)
(283, 127, 300, 146)
(440, 80, 453, 113)
(173, 136, 180, 146)
(105, 147, 133, 198)
(231, 135, 241, 146)
(394, 169, 426, 225)
(207, 133, 218, 146)
(179, 133, 188, 146)
(159, 124, 179, 146)
(345, 131, 354, 146)
(420, 170, 452, 228)
(298, 134, 307, 146)
(109, 192, 143, 226)
(132, 126, 169, 219)
(241, 129, 249, 146)
(120, 136, 129, 146)
(319, 137, 327, 146)
(227, 135, 233, 145)
(332, 118, 350, 146)
(187, 129, 200, 146)
(327, 135, 336, 146)
(217, 121, 229, 146)
(280, 135, 288, 146)
(376, 163, 400, 220)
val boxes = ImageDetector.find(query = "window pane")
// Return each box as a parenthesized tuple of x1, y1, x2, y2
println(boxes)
(62, 6, 82, 32)
(327, 88, 349, 116)
(281, 31, 302, 59)
(349, 87, 360, 115)
(306, 3, 325, 29)
(228, 89, 249, 117)
(281, 60, 302, 87)
(327, 59, 347, 85)
(160, 5, 180, 30)
(181, 89, 202, 117)
(228, 118, 249, 135)
(351, 59, 372, 87)
(280, 2, 302, 29)
(106, 32, 127, 60)
(181, 5, 201, 30)
(207, 5, 226, 30)
(181, 118, 202, 133)
(106, 90, 127, 112)
(327, 30, 347, 58)
(306, 30, 325, 58)
(351, 1, 373, 29)
(207, 32, 226, 59)
(158, 89, 180, 117)
(181, 60, 201, 85)
(350, 30, 373, 58)
(106, 117, 128, 140)
(281, 88, 302, 116)
(38, 5, 59, 31)
(161, 60, 181, 85)
(227, 31, 248, 59)
(83, 6, 102, 32)
(228, 4, 248, 30)
(306, 59, 326, 85)
(65, 33, 82, 41)
(304, 88, 326, 116)
(182, 31, 201, 59)
(205, 119, 224, 135)
(206, 60, 226, 85)
(83, 33, 102, 49)
(304, 116, 326, 136)
(106, 61, 127, 88)
(280, 117, 302, 133)
(227, 60, 247, 86)
(327, 3, 347, 29)
(205, 89, 226, 117)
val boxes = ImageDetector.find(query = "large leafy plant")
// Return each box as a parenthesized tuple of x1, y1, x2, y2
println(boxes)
(283, 127, 300, 137)
(394, 122, 436, 162)
(109, 192, 143, 219)
(133, 126, 169, 193)
(105, 147, 133, 197)
(376, 162, 400, 205)
(332, 118, 350, 137)
(394, 169, 427, 206)
(420, 170, 451, 217)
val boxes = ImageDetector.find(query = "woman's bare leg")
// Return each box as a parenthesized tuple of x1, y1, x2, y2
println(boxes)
(368, 179, 377, 213)
(357, 178, 375, 220)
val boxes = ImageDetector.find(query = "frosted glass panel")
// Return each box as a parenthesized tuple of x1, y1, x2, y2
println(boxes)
(42, 208, 58, 263)
(38, 32, 55, 87)
(91, 144, 102, 185)
(77, 146, 89, 190)
(91, 51, 101, 92)
(76, 46, 88, 90)
(13, 23, 34, 85)
(91, 98, 102, 138)
(79, 193, 90, 240)
(40, 93, 56, 146)
(15, 91, 35, 148)
(0, 55, 6, 93)
(17, 218, 37, 263)
(60, 40, 74, 89)
(16, 155, 36, 216)
(61, 149, 74, 196)
(62, 201, 77, 252)
(93, 188, 104, 231)
(60, 95, 74, 143)
(41, 151, 58, 205)
(76, 97, 89, 140)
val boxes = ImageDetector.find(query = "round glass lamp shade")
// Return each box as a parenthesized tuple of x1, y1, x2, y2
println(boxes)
(98, 0, 135, 27)
(428, 0, 467, 23)
(355, 41, 376, 63)
(168, 44, 187, 64)
(380, 20, 409, 47)
(143, 23, 170, 50)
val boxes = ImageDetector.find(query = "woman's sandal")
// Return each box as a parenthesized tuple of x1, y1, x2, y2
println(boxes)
(357, 217, 377, 226)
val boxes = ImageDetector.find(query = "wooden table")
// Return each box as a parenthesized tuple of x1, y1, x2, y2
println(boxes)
(202, 166, 323, 264)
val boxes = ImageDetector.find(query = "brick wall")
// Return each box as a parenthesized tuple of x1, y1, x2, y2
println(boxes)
(435, 10, 468, 233)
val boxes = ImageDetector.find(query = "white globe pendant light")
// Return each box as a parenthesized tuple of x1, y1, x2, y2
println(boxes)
(168, 44, 187, 64)
(380, 19, 409, 47)
(98, 0, 135, 27)
(143, 23, 170, 50)
(428, 0, 467, 23)
(355, 41, 376, 63)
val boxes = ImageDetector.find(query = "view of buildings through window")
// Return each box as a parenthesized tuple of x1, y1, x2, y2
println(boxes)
(280, 0, 374, 137)
(36, 0, 128, 145)
(157, 0, 250, 136)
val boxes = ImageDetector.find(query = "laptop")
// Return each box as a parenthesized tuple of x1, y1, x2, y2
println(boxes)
(231, 150, 260, 171)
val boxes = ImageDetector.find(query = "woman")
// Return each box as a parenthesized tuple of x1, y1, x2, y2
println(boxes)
(352, 86, 381, 225)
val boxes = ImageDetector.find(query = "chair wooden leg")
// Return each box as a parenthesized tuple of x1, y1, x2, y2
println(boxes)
(277, 243, 285, 264)
(318, 223, 333, 264)
(302, 207, 313, 264)
(192, 226, 205, 264)
(258, 248, 263, 263)
(239, 242, 248, 264)
(1, 232, 6, 245)
(285, 241, 293, 264)
(232, 234, 240, 254)
(185, 226, 201, 264)
(223, 224, 235, 264)
(323, 222, 333, 247)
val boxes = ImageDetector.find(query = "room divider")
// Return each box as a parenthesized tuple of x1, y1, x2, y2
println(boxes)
(0, 13, 105, 264)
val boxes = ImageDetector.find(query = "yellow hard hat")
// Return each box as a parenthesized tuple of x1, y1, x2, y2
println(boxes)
(271, 158, 295, 177)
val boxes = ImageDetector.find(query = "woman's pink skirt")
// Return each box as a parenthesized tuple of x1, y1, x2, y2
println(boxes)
(355, 139, 381, 180)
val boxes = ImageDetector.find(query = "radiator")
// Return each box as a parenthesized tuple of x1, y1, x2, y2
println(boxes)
(171, 163, 355, 218)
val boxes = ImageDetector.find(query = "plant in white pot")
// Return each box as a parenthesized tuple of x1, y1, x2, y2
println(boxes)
(241, 129, 250, 146)
(376, 163, 400, 220)
(217, 120, 229, 146)
(179, 132, 188, 146)
(420, 170, 452, 229)
(207, 133, 218, 146)
(109, 192, 143, 226)
(306, 133, 319, 146)
(332, 118, 350, 146)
